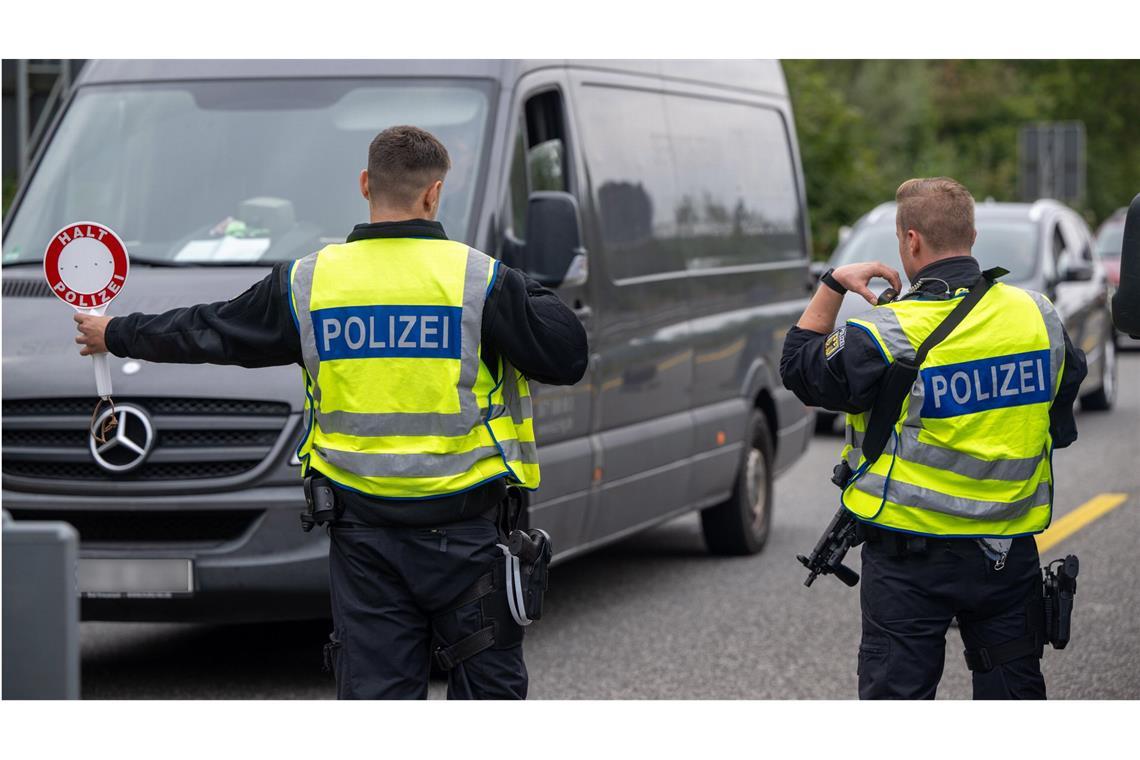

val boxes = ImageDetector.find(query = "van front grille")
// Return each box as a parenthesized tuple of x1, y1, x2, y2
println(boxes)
(2, 397, 290, 417)
(2, 278, 55, 298)
(1, 396, 294, 492)
(3, 459, 261, 481)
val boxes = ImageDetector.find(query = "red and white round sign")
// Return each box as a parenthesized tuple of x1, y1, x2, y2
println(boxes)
(43, 221, 130, 310)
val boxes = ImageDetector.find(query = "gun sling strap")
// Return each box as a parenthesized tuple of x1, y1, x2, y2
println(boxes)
(859, 267, 1007, 466)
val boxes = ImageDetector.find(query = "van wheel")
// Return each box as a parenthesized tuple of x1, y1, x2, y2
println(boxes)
(1080, 335, 1116, 411)
(701, 408, 773, 556)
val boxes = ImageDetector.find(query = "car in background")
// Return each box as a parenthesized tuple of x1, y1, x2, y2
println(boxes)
(1095, 208, 1139, 349)
(813, 199, 1117, 432)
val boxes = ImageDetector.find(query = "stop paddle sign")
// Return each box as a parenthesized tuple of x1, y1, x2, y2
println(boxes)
(43, 221, 131, 399)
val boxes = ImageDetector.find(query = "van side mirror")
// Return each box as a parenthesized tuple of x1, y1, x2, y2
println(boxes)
(522, 191, 587, 288)
(1058, 252, 1094, 282)
(1112, 193, 1140, 337)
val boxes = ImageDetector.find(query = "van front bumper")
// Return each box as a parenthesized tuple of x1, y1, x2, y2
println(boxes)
(2, 484, 331, 623)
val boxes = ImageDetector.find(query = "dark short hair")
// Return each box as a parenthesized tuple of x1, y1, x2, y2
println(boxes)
(895, 177, 975, 253)
(367, 126, 451, 208)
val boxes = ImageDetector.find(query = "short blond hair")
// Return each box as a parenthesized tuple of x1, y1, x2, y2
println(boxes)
(895, 177, 975, 253)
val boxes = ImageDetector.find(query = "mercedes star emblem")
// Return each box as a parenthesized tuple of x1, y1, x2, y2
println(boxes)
(89, 403, 156, 473)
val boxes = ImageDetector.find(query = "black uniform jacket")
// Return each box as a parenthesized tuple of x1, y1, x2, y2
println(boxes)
(779, 255, 1088, 448)
(105, 219, 589, 526)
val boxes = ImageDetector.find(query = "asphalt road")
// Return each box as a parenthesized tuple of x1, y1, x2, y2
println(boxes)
(80, 353, 1140, 699)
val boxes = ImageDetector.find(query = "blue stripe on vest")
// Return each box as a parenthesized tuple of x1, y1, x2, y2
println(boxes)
(312, 305, 463, 360)
(920, 349, 1051, 419)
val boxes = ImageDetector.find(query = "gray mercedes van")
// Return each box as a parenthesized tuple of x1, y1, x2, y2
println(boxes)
(2, 60, 814, 621)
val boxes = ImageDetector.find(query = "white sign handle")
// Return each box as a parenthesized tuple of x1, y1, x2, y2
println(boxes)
(81, 305, 113, 399)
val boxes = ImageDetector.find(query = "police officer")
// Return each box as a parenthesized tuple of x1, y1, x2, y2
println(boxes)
(780, 177, 1087, 699)
(74, 125, 589, 699)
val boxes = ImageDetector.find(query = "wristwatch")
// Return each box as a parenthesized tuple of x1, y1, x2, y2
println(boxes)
(821, 268, 847, 295)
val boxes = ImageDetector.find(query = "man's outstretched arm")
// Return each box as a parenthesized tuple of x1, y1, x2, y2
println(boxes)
(75, 263, 302, 369)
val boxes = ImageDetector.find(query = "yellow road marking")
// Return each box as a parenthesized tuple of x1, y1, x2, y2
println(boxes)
(1036, 492, 1129, 553)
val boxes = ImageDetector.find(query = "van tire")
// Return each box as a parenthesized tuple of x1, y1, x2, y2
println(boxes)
(701, 408, 773, 556)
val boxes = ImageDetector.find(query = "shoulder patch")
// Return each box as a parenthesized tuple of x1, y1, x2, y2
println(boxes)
(824, 327, 846, 360)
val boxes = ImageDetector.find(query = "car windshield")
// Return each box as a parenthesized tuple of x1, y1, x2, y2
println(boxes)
(832, 219, 1040, 281)
(3, 78, 493, 266)
(1095, 225, 1124, 258)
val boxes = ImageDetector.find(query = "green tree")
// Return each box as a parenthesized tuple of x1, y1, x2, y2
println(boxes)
(784, 60, 1140, 256)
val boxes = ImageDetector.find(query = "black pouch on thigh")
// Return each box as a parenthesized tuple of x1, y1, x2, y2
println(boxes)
(431, 561, 524, 671)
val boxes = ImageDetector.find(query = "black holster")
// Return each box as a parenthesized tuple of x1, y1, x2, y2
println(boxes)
(300, 475, 341, 532)
(963, 554, 1079, 672)
(1043, 555, 1079, 649)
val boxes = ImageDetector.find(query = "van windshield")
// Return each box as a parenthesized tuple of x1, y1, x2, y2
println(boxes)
(3, 79, 494, 266)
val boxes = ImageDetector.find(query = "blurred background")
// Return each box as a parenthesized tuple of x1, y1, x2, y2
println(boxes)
(783, 60, 1139, 257)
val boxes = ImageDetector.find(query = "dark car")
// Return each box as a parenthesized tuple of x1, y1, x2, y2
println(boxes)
(813, 199, 1117, 432)
(2, 59, 814, 621)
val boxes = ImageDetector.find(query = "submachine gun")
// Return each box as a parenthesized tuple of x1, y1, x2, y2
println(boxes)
(797, 462, 862, 587)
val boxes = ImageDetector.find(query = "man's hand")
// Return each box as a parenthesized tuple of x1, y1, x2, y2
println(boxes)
(832, 261, 902, 307)
(74, 313, 112, 356)
(795, 260, 903, 335)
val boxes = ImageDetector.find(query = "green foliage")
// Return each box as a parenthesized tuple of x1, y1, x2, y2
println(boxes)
(785, 60, 1140, 259)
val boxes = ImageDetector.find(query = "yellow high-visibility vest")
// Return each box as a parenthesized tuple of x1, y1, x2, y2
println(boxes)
(841, 282, 1065, 537)
(288, 237, 539, 498)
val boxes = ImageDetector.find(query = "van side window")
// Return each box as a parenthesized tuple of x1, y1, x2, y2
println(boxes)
(508, 119, 530, 236)
(575, 85, 683, 280)
(505, 90, 570, 240)
(1051, 224, 1066, 262)
(664, 95, 804, 270)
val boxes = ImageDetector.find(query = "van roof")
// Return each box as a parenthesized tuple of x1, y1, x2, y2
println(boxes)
(77, 59, 788, 98)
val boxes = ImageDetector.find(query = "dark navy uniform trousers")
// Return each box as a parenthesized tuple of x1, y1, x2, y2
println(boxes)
(326, 513, 527, 699)
(858, 534, 1046, 700)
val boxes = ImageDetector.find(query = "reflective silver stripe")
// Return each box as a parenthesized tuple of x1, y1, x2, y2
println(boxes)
(852, 474, 1050, 521)
(897, 427, 1045, 481)
(316, 405, 507, 438)
(904, 369, 925, 428)
(292, 253, 321, 385)
(315, 436, 536, 478)
(845, 447, 862, 470)
(1023, 289, 1065, 395)
(518, 438, 539, 465)
(457, 248, 491, 422)
(854, 307, 914, 362)
(501, 363, 524, 424)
